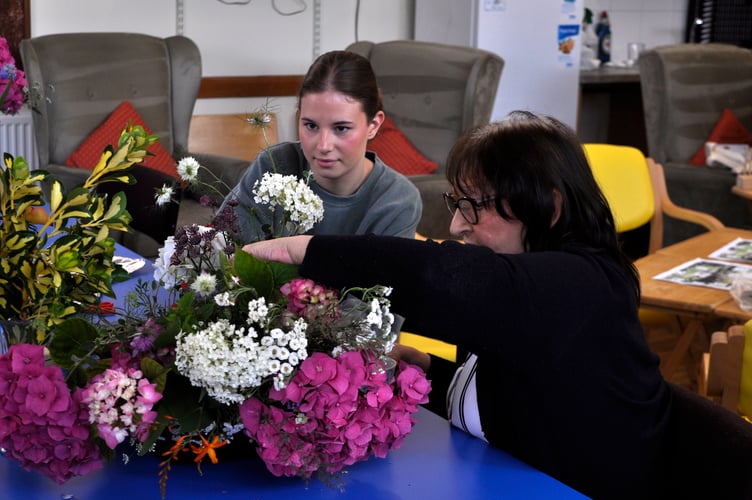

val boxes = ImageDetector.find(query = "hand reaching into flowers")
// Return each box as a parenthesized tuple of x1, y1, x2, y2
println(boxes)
(388, 343, 431, 372)
(242, 235, 312, 265)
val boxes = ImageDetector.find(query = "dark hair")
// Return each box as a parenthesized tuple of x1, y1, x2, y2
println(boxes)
(297, 50, 383, 121)
(445, 110, 639, 301)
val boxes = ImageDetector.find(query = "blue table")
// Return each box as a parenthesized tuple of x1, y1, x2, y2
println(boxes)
(1, 405, 586, 500)
(0, 246, 587, 499)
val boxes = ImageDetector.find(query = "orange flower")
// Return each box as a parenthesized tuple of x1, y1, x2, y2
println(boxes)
(191, 434, 227, 464)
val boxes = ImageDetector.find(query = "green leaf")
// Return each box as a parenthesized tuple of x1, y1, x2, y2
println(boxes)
(270, 261, 299, 290)
(233, 249, 274, 297)
(64, 187, 95, 207)
(48, 317, 100, 369)
(141, 357, 170, 394)
(50, 180, 64, 212)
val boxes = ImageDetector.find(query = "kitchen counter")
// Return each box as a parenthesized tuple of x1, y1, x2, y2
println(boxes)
(580, 65, 641, 85)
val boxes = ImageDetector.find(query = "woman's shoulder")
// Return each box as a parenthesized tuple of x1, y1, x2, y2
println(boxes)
(370, 154, 420, 195)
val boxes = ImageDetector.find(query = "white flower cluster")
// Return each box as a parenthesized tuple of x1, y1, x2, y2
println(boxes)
(332, 286, 397, 357)
(253, 172, 324, 234)
(360, 294, 397, 354)
(174, 311, 309, 405)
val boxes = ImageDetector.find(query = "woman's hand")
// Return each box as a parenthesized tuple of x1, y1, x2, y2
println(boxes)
(242, 235, 313, 265)
(388, 343, 431, 372)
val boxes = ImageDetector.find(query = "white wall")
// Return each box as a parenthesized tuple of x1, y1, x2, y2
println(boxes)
(584, 0, 689, 62)
(29, 0, 414, 142)
(28, 0, 689, 140)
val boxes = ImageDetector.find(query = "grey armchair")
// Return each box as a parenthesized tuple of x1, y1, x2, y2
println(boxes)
(20, 32, 249, 257)
(346, 40, 504, 240)
(639, 43, 752, 245)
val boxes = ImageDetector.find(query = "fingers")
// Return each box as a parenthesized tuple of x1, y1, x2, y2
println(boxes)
(242, 235, 312, 265)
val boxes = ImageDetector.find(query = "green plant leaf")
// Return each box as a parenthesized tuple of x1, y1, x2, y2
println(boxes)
(48, 317, 101, 369)
(233, 249, 274, 298)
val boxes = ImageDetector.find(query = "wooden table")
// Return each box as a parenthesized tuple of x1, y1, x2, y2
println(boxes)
(636, 227, 752, 379)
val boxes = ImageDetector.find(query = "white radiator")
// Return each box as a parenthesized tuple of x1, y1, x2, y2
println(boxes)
(0, 108, 39, 168)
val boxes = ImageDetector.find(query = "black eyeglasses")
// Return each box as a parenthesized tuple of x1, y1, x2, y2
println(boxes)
(442, 192, 496, 225)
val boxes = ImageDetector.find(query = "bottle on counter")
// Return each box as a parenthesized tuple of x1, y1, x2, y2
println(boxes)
(582, 8, 598, 52)
(595, 10, 611, 64)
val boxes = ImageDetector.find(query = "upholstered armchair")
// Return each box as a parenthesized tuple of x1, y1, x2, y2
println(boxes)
(346, 40, 504, 240)
(20, 33, 250, 257)
(639, 43, 752, 245)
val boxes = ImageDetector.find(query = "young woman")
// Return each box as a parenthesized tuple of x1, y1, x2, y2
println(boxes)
(241, 111, 673, 499)
(222, 50, 422, 242)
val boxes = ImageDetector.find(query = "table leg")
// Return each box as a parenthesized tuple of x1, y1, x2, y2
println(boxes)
(660, 319, 705, 381)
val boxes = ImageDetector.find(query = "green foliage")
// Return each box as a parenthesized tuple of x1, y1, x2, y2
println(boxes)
(0, 124, 158, 340)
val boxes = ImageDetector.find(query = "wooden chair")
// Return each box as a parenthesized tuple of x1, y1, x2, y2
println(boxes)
(584, 144, 725, 383)
(699, 320, 752, 419)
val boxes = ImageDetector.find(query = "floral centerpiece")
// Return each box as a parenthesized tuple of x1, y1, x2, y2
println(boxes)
(0, 36, 27, 115)
(0, 115, 431, 499)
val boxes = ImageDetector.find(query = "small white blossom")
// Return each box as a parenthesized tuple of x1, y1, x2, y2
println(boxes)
(190, 272, 217, 297)
(154, 184, 174, 206)
(177, 156, 201, 182)
(214, 292, 232, 307)
(247, 297, 269, 324)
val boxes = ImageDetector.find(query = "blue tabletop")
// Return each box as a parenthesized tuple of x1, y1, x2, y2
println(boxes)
(0, 245, 587, 500)
(0, 405, 586, 500)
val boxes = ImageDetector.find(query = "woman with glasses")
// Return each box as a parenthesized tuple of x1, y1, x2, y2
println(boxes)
(242, 111, 671, 499)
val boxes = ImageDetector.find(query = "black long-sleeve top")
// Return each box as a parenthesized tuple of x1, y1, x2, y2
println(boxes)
(299, 234, 672, 500)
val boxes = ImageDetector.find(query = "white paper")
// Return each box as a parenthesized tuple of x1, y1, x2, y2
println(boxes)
(708, 238, 752, 263)
(652, 257, 752, 291)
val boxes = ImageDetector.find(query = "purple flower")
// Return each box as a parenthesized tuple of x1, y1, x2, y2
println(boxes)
(0, 37, 27, 115)
(0, 344, 103, 484)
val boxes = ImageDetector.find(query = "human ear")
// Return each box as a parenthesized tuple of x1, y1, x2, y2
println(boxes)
(367, 110, 385, 140)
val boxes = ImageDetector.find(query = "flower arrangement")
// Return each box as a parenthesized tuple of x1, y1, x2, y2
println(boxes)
(0, 36, 27, 115)
(0, 116, 431, 499)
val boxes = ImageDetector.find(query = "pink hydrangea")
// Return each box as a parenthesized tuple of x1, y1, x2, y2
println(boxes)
(0, 344, 103, 484)
(0, 37, 27, 115)
(239, 351, 431, 479)
(281, 278, 340, 322)
(79, 366, 163, 449)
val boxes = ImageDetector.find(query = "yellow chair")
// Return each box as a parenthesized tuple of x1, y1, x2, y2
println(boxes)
(583, 143, 724, 255)
(699, 320, 752, 420)
(584, 144, 725, 382)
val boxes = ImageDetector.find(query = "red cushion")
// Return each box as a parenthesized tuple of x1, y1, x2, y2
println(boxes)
(690, 108, 752, 165)
(66, 101, 178, 178)
(368, 117, 438, 175)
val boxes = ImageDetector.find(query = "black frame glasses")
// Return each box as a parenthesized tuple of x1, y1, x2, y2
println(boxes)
(442, 192, 495, 225)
